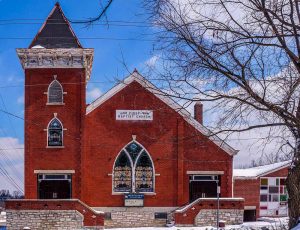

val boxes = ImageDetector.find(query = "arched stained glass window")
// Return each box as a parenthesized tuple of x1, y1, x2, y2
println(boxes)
(135, 151, 154, 192)
(113, 151, 132, 192)
(113, 141, 154, 193)
(48, 118, 63, 146)
(48, 80, 63, 103)
(125, 142, 142, 163)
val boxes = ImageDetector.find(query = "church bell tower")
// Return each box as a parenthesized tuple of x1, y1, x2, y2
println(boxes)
(17, 3, 93, 199)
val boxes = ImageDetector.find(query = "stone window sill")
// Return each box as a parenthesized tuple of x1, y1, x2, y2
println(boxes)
(46, 146, 65, 149)
(112, 192, 156, 196)
(46, 103, 65, 105)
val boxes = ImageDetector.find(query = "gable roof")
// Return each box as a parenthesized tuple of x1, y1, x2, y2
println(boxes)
(86, 70, 238, 156)
(29, 2, 82, 48)
(233, 160, 291, 179)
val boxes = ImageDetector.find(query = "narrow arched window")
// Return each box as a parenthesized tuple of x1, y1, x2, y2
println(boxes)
(113, 151, 132, 192)
(48, 118, 63, 146)
(135, 151, 154, 192)
(113, 141, 154, 193)
(48, 80, 63, 104)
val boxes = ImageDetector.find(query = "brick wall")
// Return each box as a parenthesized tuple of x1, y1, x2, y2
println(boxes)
(265, 167, 288, 177)
(24, 69, 234, 209)
(233, 178, 260, 218)
(24, 68, 86, 199)
(82, 81, 234, 208)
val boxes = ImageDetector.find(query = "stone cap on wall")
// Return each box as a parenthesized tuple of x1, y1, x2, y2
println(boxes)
(173, 198, 244, 226)
(5, 199, 104, 227)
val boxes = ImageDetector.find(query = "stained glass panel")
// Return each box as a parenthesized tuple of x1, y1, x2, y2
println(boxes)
(113, 151, 132, 192)
(48, 80, 63, 103)
(135, 151, 153, 192)
(261, 178, 268, 186)
(125, 142, 142, 163)
(48, 118, 63, 146)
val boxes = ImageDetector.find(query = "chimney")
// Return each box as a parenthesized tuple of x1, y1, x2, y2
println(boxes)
(194, 102, 203, 124)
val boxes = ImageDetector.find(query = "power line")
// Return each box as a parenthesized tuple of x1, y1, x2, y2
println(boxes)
(0, 36, 156, 42)
(0, 19, 148, 24)
(0, 22, 153, 28)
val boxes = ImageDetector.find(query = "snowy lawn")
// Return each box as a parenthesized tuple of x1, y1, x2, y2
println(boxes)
(110, 217, 289, 230)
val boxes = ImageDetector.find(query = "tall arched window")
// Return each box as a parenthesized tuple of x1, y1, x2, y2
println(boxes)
(113, 151, 132, 192)
(113, 141, 154, 193)
(48, 118, 63, 146)
(48, 80, 63, 104)
(135, 151, 154, 192)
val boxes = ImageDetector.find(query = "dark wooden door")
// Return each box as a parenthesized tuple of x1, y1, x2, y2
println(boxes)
(39, 180, 71, 199)
(244, 210, 256, 222)
(189, 181, 217, 202)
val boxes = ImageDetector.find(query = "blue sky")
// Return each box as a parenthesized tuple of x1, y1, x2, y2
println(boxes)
(0, 0, 157, 192)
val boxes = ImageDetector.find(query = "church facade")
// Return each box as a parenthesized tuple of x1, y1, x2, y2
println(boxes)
(6, 3, 245, 229)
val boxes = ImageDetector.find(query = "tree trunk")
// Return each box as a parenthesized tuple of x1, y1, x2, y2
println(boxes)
(286, 141, 300, 229)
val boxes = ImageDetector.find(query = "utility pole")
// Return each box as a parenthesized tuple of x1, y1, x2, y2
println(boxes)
(217, 182, 220, 230)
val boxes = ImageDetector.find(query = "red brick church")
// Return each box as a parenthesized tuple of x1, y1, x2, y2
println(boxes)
(6, 3, 245, 229)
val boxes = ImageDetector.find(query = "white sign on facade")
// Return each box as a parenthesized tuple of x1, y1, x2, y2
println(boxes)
(124, 194, 144, 207)
(124, 199, 144, 207)
(116, 110, 153, 121)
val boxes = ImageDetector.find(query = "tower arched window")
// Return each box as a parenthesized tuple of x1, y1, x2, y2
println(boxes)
(48, 79, 63, 104)
(113, 141, 154, 193)
(48, 118, 63, 146)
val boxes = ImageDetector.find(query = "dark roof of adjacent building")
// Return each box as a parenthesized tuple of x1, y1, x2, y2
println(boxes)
(29, 2, 82, 49)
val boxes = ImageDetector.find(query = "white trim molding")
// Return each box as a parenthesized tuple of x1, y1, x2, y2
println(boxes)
(186, 171, 224, 175)
(34, 170, 75, 174)
(16, 48, 94, 81)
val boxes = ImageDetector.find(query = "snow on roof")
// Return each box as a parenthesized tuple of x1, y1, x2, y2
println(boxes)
(233, 160, 291, 179)
(31, 45, 45, 49)
(86, 70, 238, 156)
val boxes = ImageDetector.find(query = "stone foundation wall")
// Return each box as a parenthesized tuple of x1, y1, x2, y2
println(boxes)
(6, 210, 100, 230)
(195, 209, 244, 226)
(97, 207, 172, 228)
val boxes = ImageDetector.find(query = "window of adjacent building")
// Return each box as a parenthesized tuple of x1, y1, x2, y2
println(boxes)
(260, 177, 288, 216)
(48, 118, 63, 146)
(48, 79, 63, 104)
(113, 141, 154, 193)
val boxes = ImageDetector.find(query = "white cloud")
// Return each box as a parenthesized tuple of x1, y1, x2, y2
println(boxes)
(145, 55, 159, 67)
(0, 137, 24, 193)
(17, 95, 24, 104)
(87, 87, 102, 102)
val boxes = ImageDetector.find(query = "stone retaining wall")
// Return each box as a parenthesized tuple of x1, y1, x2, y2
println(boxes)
(6, 210, 103, 230)
(105, 211, 166, 228)
(195, 209, 243, 226)
(95, 207, 172, 228)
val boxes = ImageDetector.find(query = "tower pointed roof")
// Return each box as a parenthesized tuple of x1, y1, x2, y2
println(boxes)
(29, 2, 82, 48)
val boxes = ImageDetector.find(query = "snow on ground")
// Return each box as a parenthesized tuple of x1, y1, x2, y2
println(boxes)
(110, 217, 288, 230)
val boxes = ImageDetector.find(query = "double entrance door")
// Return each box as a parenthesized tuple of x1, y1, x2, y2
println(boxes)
(189, 175, 220, 202)
(38, 174, 72, 199)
